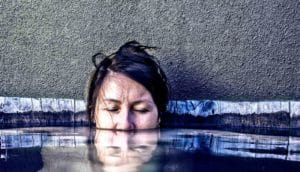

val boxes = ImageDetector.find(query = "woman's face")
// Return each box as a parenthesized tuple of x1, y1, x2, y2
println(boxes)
(94, 72, 159, 130)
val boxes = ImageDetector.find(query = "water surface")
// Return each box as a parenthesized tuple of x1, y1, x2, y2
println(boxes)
(1, 127, 300, 172)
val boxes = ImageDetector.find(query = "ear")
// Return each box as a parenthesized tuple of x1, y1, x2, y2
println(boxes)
(93, 116, 96, 124)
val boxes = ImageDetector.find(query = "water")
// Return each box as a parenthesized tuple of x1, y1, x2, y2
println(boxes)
(1, 127, 300, 172)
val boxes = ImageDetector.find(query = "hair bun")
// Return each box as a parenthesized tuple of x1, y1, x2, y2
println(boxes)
(117, 40, 156, 59)
(92, 52, 106, 68)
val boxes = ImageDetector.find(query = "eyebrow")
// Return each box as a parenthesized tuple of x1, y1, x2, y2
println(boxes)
(102, 98, 153, 105)
(102, 98, 121, 104)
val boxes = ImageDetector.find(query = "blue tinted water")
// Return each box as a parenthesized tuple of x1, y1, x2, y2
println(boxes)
(1, 127, 300, 172)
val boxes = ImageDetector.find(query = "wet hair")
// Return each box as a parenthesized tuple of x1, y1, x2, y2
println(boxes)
(86, 41, 169, 124)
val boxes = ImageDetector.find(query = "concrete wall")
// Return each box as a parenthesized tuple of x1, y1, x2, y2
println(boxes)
(1, 0, 299, 100)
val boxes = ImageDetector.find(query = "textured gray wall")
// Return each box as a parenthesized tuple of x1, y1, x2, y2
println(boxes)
(1, 0, 299, 100)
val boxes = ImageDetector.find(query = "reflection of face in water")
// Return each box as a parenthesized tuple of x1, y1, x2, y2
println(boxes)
(94, 129, 158, 171)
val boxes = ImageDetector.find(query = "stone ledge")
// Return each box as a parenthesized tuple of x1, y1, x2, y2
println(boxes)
(0, 97, 82, 113)
(0, 97, 299, 129)
(167, 100, 291, 117)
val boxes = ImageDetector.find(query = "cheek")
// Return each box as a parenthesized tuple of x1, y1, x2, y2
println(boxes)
(95, 109, 114, 128)
(135, 111, 159, 128)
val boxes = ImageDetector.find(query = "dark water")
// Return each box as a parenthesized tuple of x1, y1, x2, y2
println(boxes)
(1, 127, 300, 172)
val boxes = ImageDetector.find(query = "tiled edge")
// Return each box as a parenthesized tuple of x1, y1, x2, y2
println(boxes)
(41, 98, 60, 112)
(167, 100, 218, 117)
(1, 97, 21, 113)
(291, 101, 300, 117)
(257, 101, 290, 114)
(58, 98, 74, 112)
(0, 97, 294, 116)
(287, 136, 300, 161)
(74, 100, 86, 113)
(0, 96, 80, 113)
(165, 100, 293, 129)
(19, 97, 33, 113)
(0, 97, 6, 112)
(290, 101, 300, 128)
(0, 96, 299, 128)
(74, 100, 89, 124)
(167, 100, 291, 117)
(218, 101, 258, 115)
(32, 98, 42, 112)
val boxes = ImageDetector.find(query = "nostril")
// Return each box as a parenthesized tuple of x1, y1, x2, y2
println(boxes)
(129, 123, 136, 130)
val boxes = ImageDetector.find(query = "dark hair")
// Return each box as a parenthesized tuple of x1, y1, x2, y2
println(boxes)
(86, 41, 169, 124)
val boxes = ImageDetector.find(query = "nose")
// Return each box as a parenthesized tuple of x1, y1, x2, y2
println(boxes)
(116, 110, 135, 130)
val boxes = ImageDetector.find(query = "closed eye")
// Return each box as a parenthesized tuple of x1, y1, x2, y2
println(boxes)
(103, 107, 119, 113)
(134, 109, 149, 113)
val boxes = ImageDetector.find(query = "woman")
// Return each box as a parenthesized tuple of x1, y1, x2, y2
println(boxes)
(86, 41, 169, 130)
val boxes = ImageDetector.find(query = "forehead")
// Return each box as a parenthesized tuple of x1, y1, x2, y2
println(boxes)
(98, 72, 153, 102)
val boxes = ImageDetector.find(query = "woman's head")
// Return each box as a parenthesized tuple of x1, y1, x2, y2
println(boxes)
(87, 41, 168, 130)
